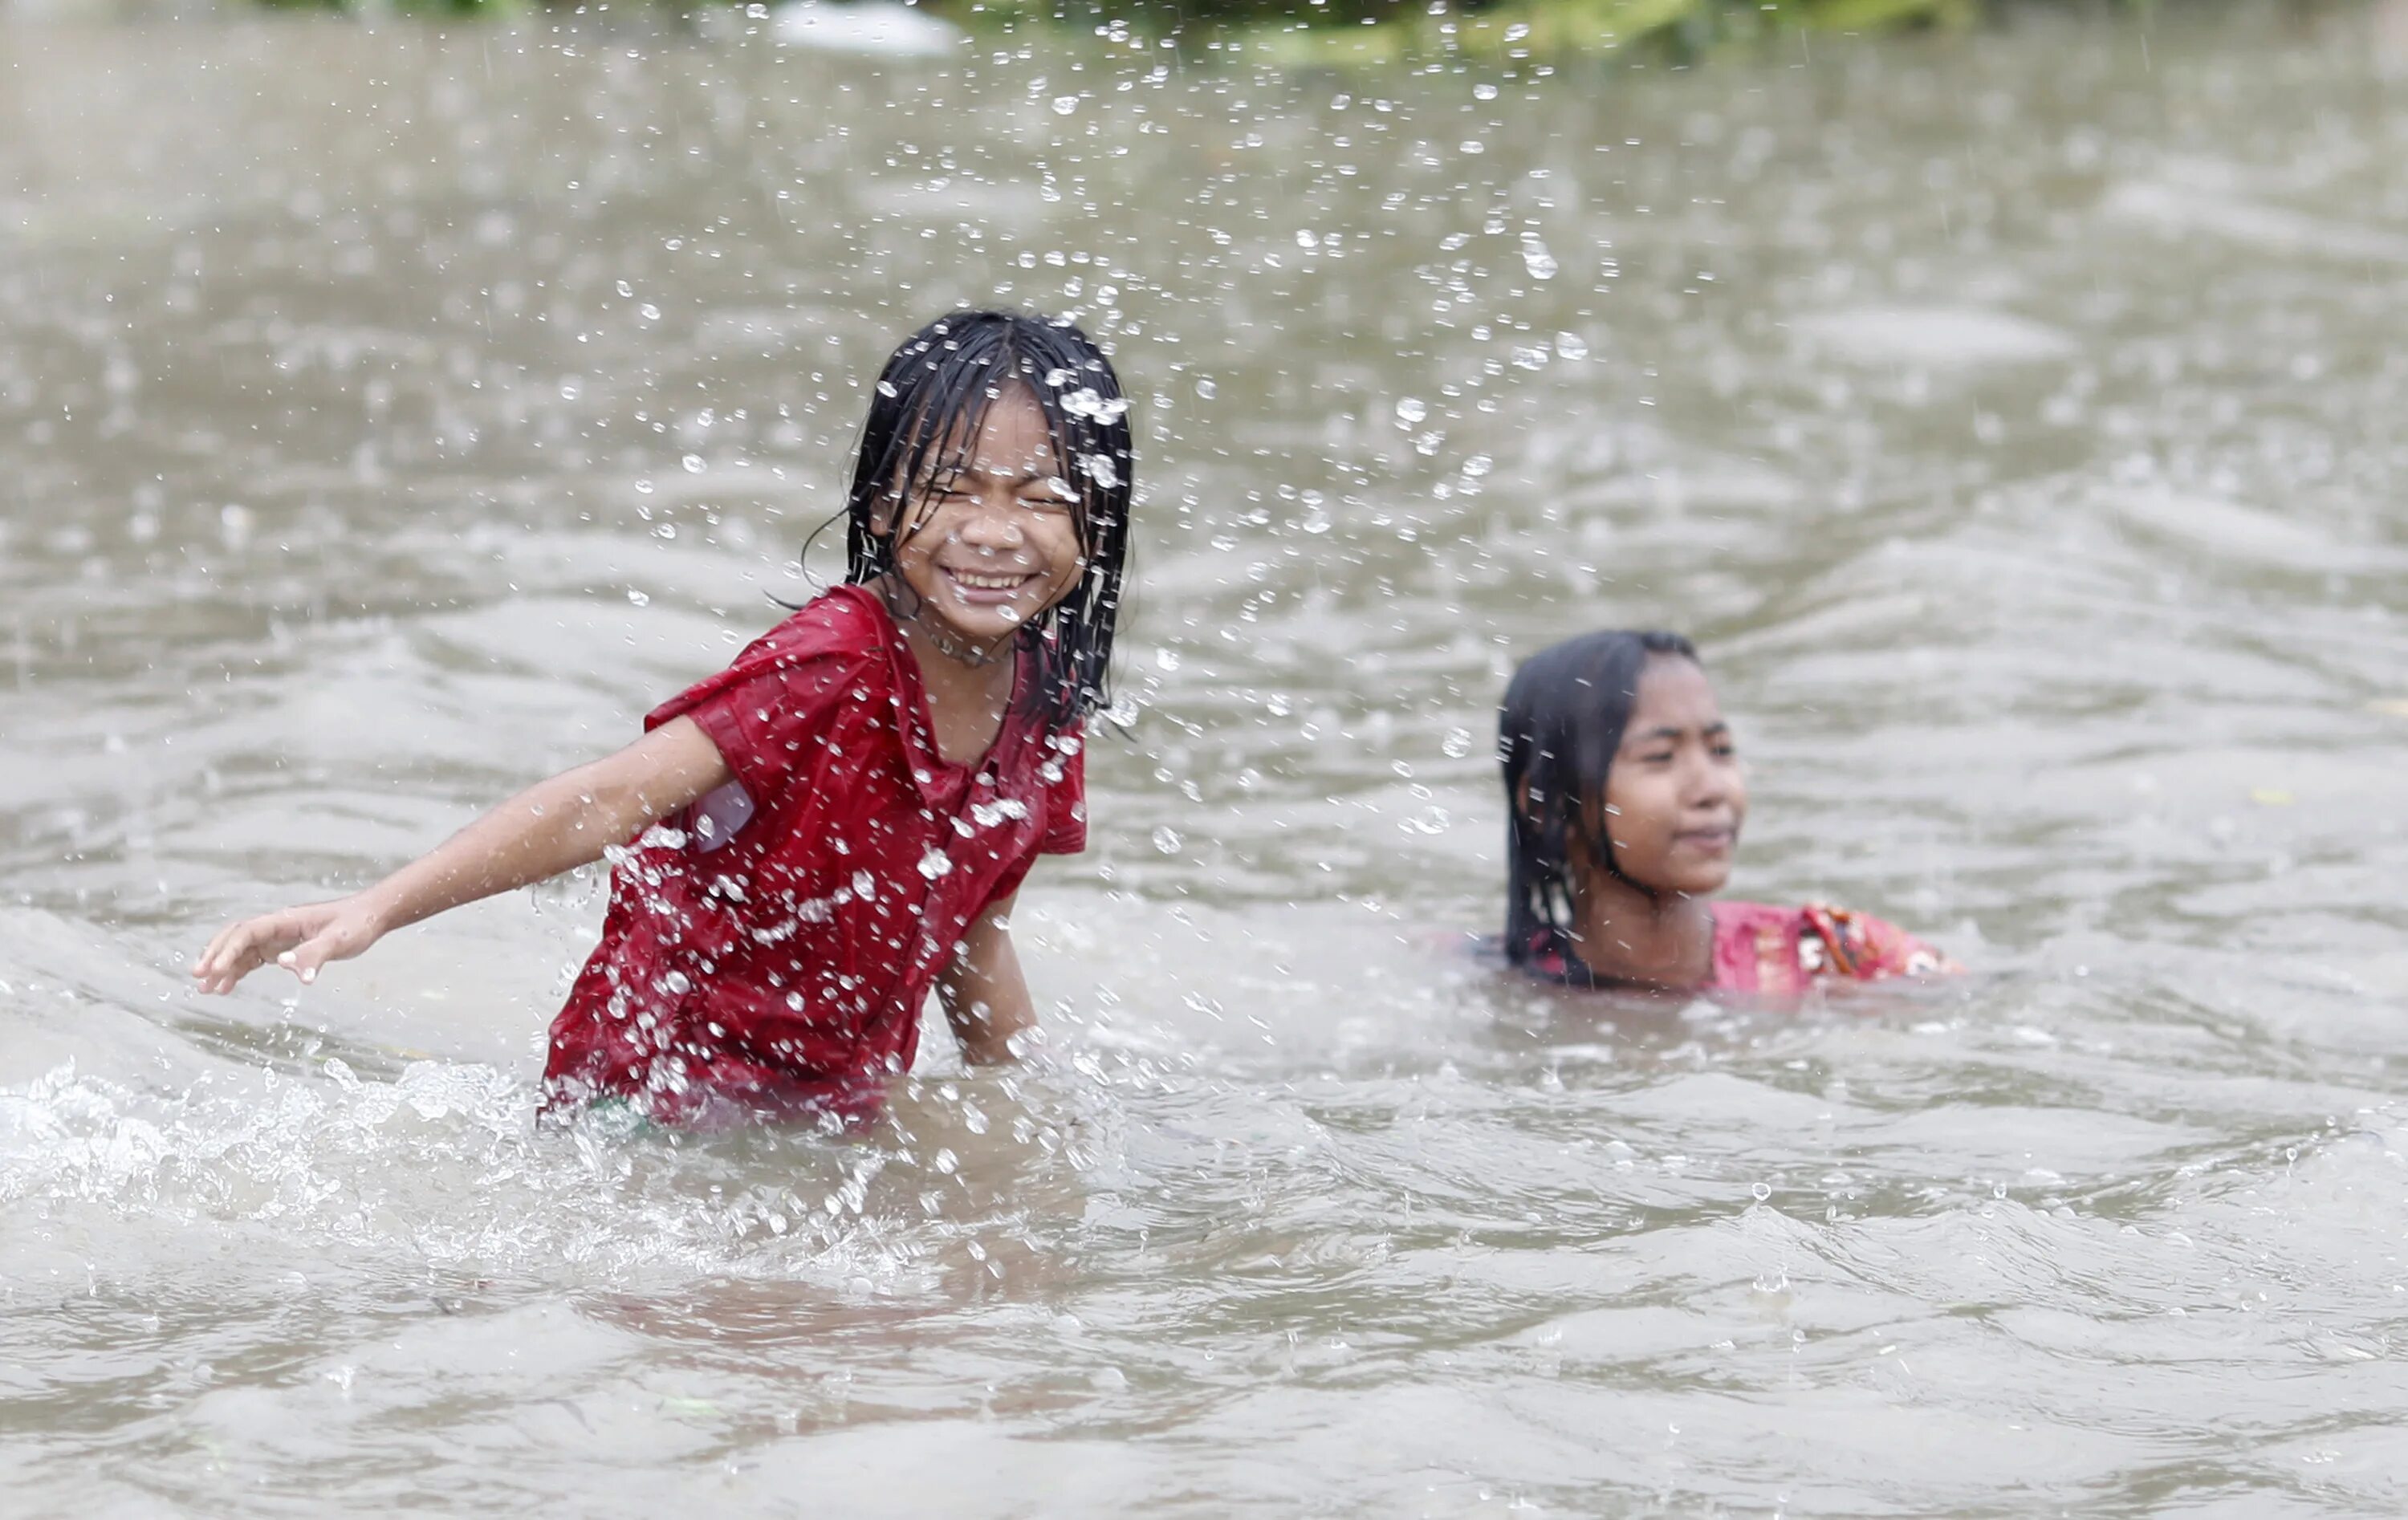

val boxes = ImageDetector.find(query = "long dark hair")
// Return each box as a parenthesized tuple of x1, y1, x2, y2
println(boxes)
(841, 310, 1133, 733)
(1499, 629, 1702, 965)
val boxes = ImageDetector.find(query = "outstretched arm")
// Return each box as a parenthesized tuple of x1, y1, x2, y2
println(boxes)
(935, 893, 1038, 1064)
(190, 716, 730, 994)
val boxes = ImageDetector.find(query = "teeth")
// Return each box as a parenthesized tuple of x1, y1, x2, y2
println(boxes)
(951, 571, 1029, 591)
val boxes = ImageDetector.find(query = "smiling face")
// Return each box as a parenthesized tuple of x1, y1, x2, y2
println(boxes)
(879, 383, 1088, 653)
(1597, 654, 1748, 897)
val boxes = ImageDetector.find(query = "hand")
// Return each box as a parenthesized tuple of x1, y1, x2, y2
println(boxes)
(190, 896, 387, 994)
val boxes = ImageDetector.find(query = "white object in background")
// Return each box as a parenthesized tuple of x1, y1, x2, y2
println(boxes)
(771, 1, 963, 57)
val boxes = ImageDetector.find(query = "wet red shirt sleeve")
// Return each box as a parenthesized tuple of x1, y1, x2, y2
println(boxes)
(641, 602, 876, 807)
(662, 662, 852, 806)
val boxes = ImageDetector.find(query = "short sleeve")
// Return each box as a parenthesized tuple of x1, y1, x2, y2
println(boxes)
(1039, 726, 1088, 856)
(1856, 913, 1959, 979)
(642, 593, 883, 811)
(653, 656, 858, 808)
(1803, 904, 1958, 982)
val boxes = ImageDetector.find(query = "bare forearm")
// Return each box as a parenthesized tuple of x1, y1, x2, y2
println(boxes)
(193, 717, 730, 995)
(939, 909, 1038, 1064)
(353, 768, 623, 933)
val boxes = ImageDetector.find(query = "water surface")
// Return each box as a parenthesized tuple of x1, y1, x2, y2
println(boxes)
(4, 10, 2407, 1514)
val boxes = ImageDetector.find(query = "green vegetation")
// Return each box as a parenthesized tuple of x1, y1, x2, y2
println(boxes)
(245, 0, 2220, 62)
(946, 0, 2000, 63)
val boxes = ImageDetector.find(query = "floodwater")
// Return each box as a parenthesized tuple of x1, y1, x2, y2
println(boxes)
(4, 7, 2407, 1513)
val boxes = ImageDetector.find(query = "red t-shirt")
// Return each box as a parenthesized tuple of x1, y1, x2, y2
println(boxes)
(543, 585, 1087, 1122)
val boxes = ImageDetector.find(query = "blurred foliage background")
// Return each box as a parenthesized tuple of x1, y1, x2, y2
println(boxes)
(234, 0, 2292, 66)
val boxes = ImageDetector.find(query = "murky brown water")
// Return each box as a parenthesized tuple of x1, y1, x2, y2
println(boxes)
(5, 8, 2408, 1513)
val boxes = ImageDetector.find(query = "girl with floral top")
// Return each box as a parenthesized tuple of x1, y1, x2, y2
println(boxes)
(1498, 630, 1954, 995)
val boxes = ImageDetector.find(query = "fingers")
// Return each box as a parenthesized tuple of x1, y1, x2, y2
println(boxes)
(276, 928, 344, 986)
(189, 910, 306, 995)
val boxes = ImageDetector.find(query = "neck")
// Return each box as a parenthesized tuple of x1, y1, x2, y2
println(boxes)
(1565, 874, 1717, 989)
(876, 577, 1017, 671)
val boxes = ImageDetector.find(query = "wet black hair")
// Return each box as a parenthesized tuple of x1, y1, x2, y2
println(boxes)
(840, 309, 1133, 734)
(1499, 628, 1702, 966)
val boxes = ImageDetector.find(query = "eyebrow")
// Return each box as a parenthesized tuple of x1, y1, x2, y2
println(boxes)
(1629, 721, 1730, 743)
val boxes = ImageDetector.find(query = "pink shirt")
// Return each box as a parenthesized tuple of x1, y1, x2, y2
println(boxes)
(1705, 900, 1953, 994)
(1508, 901, 1954, 994)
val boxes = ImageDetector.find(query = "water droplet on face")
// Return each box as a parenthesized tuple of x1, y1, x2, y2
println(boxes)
(1151, 827, 1182, 856)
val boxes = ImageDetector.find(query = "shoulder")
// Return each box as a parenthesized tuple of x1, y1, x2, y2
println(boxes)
(1490, 925, 1590, 986)
(742, 585, 893, 670)
(1797, 902, 1955, 981)
(1710, 900, 1954, 987)
(646, 587, 893, 734)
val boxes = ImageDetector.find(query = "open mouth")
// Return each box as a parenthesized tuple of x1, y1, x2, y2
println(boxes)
(950, 570, 1031, 590)
(942, 567, 1039, 601)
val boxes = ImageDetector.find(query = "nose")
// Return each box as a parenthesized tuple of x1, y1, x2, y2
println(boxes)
(954, 490, 1027, 551)
(1678, 748, 1731, 811)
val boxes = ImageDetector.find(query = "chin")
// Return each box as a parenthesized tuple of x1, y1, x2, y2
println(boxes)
(1662, 868, 1732, 899)
(943, 608, 1031, 642)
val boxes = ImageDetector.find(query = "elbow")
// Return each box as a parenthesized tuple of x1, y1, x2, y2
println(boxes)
(553, 766, 656, 843)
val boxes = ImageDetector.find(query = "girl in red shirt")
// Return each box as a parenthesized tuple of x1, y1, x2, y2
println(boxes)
(193, 310, 1131, 1124)
(1497, 630, 1957, 996)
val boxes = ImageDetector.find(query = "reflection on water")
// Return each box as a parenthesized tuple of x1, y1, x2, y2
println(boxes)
(5, 9, 2408, 1513)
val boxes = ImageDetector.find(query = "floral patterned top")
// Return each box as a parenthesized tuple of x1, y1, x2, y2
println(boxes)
(1512, 901, 1955, 994)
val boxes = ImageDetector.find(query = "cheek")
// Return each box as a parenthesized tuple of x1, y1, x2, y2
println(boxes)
(1039, 521, 1087, 579)
(1604, 775, 1674, 851)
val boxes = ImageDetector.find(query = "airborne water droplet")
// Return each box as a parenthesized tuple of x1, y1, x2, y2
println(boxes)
(1152, 827, 1182, 855)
